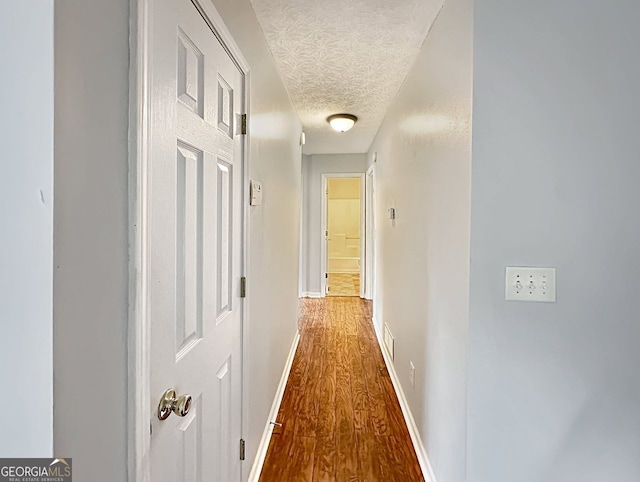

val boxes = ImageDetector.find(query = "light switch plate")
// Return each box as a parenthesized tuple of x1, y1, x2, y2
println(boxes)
(505, 266, 556, 303)
(250, 180, 262, 206)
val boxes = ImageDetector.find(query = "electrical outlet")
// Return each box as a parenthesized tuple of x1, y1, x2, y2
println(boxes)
(409, 362, 415, 388)
(383, 324, 394, 360)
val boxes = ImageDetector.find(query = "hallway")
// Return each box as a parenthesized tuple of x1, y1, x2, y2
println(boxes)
(259, 298, 423, 482)
(6, 0, 640, 480)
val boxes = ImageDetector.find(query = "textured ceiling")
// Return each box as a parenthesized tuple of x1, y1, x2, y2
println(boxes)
(250, 0, 444, 154)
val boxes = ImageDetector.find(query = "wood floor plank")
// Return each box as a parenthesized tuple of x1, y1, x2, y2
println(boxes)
(260, 426, 295, 482)
(349, 335, 369, 411)
(311, 433, 336, 482)
(378, 435, 424, 482)
(356, 433, 384, 482)
(287, 436, 317, 482)
(314, 356, 336, 440)
(258, 297, 423, 482)
(370, 401, 392, 436)
(359, 339, 392, 436)
(335, 369, 354, 438)
(353, 409, 371, 434)
(378, 370, 413, 439)
(295, 332, 325, 436)
(336, 430, 359, 482)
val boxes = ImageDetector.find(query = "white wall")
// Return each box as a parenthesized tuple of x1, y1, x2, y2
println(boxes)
(208, 0, 303, 474)
(0, 4, 54, 458)
(366, 0, 473, 479)
(468, 1, 640, 481)
(54, 0, 130, 479)
(302, 154, 366, 295)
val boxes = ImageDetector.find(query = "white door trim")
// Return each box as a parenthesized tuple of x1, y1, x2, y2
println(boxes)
(298, 158, 306, 298)
(320, 173, 366, 297)
(364, 164, 375, 300)
(128, 1, 251, 480)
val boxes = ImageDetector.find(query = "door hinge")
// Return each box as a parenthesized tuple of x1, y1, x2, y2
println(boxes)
(240, 277, 247, 298)
(241, 114, 247, 135)
(240, 439, 246, 461)
(325, 230, 328, 237)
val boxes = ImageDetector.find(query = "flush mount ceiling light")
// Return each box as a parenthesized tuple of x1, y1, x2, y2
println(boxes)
(327, 114, 358, 133)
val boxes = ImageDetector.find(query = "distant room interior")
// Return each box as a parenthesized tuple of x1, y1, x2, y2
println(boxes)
(326, 177, 361, 297)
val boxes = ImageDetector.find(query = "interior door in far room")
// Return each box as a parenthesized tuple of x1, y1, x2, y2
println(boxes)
(326, 177, 362, 297)
(146, 0, 244, 481)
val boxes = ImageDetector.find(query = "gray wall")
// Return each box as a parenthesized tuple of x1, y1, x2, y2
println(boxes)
(0, 3, 54, 458)
(468, 1, 640, 481)
(302, 153, 367, 295)
(365, 0, 473, 480)
(54, 0, 130, 479)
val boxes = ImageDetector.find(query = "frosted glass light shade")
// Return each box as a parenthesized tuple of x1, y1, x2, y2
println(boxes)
(327, 114, 357, 132)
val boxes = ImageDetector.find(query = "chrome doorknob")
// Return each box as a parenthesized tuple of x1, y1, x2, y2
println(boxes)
(157, 388, 192, 420)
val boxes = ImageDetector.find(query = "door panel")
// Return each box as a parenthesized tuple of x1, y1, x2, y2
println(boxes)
(149, 0, 244, 480)
(217, 159, 232, 319)
(176, 396, 202, 482)
(214, 358, 233, 482)
(177, 29, 204, 116)
(176, 142, 204, 356)
(217, 77, 234, 137)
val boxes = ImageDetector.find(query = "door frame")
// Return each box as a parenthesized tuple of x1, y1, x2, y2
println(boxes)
(320, 173, 366, 297)
(128, 1, 251, 480)
(364, 164, 375, 301)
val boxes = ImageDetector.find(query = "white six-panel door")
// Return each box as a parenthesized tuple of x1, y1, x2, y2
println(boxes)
(148, 0, 244, 480)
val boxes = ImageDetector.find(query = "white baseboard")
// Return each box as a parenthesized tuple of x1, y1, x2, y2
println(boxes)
(247, 330, 301, 482)
(373, 319, 437, 482)
(300, 291, 324, 298)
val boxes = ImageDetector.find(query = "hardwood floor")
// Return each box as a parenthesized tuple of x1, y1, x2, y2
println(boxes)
(259, 297, 424, 482)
